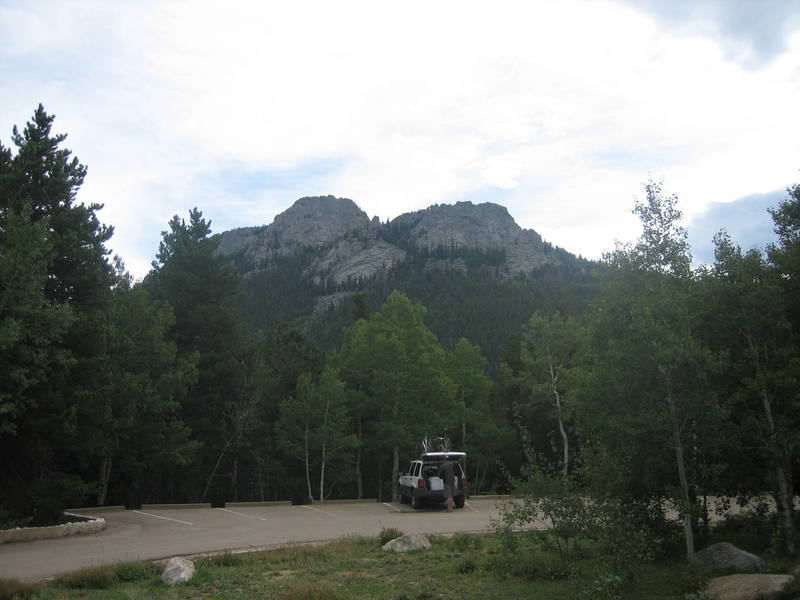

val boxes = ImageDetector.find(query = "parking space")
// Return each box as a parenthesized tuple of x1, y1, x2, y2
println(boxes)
(0, 498, 506, 582)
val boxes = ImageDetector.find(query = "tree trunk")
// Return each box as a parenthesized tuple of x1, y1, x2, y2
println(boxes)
(760, 386, 796, 555)
(304, 420, 313, 503)
(258, 458, 265, 502)
(748, 333, 796, 555)
(392, 445, 399, 502)
(319, 399, 331, 502)
(97, 455, 112, 506)
(660, 364, 695, 558)
(547, 346, 569, 481)
(356, 418, 363, 499)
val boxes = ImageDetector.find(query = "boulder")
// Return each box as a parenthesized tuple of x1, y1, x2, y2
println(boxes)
(161, 556, 195, 585)
(706, 574, 794, 600)
(693, 542, 767, 573)
(382, 532, 431, 553)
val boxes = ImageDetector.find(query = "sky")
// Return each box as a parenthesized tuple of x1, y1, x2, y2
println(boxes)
(2, 0, 800, 279)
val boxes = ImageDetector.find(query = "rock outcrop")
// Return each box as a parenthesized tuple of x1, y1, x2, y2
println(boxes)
(161, 556, 196, 585)
(217, 196, 566, 281)
(705, 574, 794, 600)
(382, 532, 431, 552)
(693, 542, 767, 573)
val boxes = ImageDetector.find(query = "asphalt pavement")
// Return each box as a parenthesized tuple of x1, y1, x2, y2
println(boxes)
(0, 497, 507, 582)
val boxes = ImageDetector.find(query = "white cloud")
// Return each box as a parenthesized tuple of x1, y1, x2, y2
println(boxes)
(1, 0, 799, 278)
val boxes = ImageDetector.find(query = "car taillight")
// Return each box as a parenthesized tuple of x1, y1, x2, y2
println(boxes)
(417, 479, 426, 489)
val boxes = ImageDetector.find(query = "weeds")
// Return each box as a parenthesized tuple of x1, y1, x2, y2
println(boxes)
(449, 532, 483, 552)
(0, 579, 36, 600)
(54, 565, 119, 589)
(379, 527, 404, 546)
(197, 550, 244, 568)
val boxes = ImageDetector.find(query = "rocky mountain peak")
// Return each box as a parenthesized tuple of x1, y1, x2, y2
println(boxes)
(392, 201, 522, 251)
(270, 195, 371, 247)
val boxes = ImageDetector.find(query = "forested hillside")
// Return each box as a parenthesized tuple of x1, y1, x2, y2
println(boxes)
(2, 106, 799, 562)
(223, 195, 601, 367)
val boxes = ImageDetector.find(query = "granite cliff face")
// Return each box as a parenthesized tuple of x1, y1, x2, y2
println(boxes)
(217, 196, 564, 283)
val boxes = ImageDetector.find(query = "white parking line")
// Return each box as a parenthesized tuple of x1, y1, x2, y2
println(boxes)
(301, 505, 339, 517)
(133, 510, 193, 525)
(215, 508, 269, 521)
(464, 501, 479, 512)
(383, 502, 401, 512)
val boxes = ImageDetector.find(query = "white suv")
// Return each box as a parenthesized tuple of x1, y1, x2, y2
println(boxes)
(398, 451, 467, 509)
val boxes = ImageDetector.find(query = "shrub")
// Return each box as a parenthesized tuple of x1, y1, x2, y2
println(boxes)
(379, 527, 404, 546)
(0, 579, 36, 600)
(494, 481, 592, 573)
(708, 509, 776, 554)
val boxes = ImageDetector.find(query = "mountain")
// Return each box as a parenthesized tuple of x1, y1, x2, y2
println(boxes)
(217, 195, 600, 365)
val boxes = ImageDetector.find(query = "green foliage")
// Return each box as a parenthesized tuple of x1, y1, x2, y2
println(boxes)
(277, 366, 357, 501)
(0, 105, 115, 521)
(337, 291, 457, 499)
(496, 469, 592, 574)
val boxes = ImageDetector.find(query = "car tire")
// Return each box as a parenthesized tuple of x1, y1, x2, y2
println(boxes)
(411, 494, 422, 509)
(398, 486, 409, 504)
(454, 495, 465, 509)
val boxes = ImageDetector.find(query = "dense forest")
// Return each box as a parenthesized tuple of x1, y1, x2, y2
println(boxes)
(1, 107, 799, 559)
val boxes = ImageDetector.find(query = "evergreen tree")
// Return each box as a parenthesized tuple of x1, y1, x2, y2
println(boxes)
(147, 208, 253, 503)
(0, 106, 114, 523)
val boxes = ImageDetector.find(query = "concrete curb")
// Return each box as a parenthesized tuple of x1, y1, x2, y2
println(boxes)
(318, 498, 378, 504)
(66, 505, 126, 514)
(0, 513, 106, 545)
(141, 503, 212, 510)
(225, 501, 292, 507)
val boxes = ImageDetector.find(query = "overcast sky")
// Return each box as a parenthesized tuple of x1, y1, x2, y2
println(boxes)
(2, 0, 799, 278)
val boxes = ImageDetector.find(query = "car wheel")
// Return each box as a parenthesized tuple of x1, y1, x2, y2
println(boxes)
(398, 486, 409, 504)
(454, 495, 465, 509)
(411, 494, 422, 509)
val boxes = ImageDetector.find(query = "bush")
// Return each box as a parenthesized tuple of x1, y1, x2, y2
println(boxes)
(379, 527, 404, 546)
(494, 483, 592, 573)
(708, 509, 776, 554)
(55, 565, 118, 589)
(0, 579, 36, 600)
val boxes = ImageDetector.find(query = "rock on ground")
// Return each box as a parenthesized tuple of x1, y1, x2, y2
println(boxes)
(382, 533, 431, 552)
(161, 556, 196, 585)
(706, 574, 794, 600)
(693, 542, 767, 573)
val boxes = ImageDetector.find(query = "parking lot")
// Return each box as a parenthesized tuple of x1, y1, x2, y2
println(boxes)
(0, 497, 507, 582)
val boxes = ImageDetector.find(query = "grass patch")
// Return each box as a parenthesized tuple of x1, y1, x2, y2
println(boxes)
(379, 527, 404, 546)
(27, 531, 739, 599)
